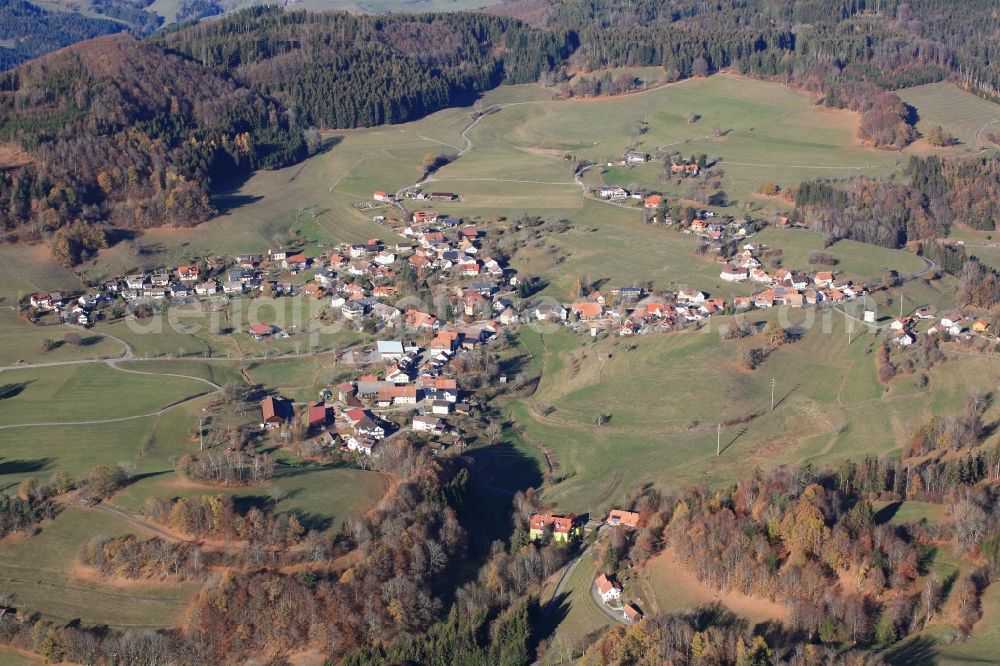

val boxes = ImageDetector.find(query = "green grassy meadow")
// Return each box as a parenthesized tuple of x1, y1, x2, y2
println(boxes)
(897, 82, 1000, 153)
(0, 363, 209, 425)
(506, 307, 990, 513)
(0, 507, 199, 627)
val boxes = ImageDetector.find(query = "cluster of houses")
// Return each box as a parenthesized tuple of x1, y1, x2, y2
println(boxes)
(259, 326, 486, 459)
(28, 290, 107, 326)
(718, 246, 866, 308)
(890, 309, 992, 346)
(527, 509, 643, 623)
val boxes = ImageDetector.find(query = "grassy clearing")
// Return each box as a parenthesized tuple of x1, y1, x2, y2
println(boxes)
(0, 363, 209, 425)
(638, 548, 787, 628)
(0, 310, 124, 366)
(113, 463, 387, 534)
(897, 82, 1000, 154)
(0, 507, 199, 628)
(753, 228, 927, 281)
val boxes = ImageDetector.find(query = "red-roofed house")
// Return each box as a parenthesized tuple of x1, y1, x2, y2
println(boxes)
(177, 265, 200, 282)
(572, 302, 604, 319)
(606, 510, 640, 528)
(595, 574, 622, 604)
(623, 604, 642, 623)
(529, 513, 580, 542)
(308, 402, 328, 428)
(249, 323, 275, 340)
(283, 254, 308, 271)
(261, 396, 287, 428)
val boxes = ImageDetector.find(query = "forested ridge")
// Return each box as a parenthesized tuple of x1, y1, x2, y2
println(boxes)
(0, 0, 161, 71)
(157, 8, 573, 128)
(5, 1, 1000, 259)
(0, 34, 305, 264)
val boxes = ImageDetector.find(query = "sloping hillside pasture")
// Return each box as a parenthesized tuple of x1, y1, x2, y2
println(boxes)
(0, 363, 210, 425)
(0, 507, 199, 627)
(0, 309, 124, 366)
(753, 228, 927, 281)
(510, 306, 993, 512)
(897, 82, 1000, 153)
(111, 462, 387, 535)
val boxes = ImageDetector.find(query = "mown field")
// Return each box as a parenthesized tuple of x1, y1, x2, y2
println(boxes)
(897, 82, 1000, 154)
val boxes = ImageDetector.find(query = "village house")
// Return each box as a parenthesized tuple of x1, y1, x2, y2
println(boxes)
(624, 150, 649, 165)
(373, 190, 391, 202)
(670, 162, 700, 175)
(676, 289, 706, 303)
(598, 186, 629, 199)
(572, 302, 604, 320)
(643, 194, 663, 209)
(177, 265, 200, 282)
(606, 509, 640, 528)
(283, 254, 309, 271)
(814, 272, 835, 287)
(376, 385, 418, 407)
(405, 309, 439, 330)
(29, 292, 63, 310)
(529, 513, 581, 542)
(595, 574, 623, 605)
(412, 210, 438, 224)
(534, 303, 568, 321)
(623, 604, 643, 623)
(195, 281, 218, 296)
(413, 415, 446, 433)
(268, 248, 288, 262)
(308, 402, 328, 428)
(249, 323, 276, 340)
(261, 396, 289, 428)
(720, 265, 749, 282)
(125, 275, 147, 290)
(376, 340, 406, 361)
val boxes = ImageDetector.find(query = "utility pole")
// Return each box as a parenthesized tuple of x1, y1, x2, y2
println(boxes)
(717, 423, 721, 456)
(199, 416, 204, 451)
(771, 378, 776, 410)
(848, 320, 853, 345)
(900, 294, 904, 318)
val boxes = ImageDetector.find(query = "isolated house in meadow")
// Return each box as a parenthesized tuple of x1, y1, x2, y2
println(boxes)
(595, 574, 622, 604)
(249, 323, 275, 340)
(528, 513, 581, 542)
